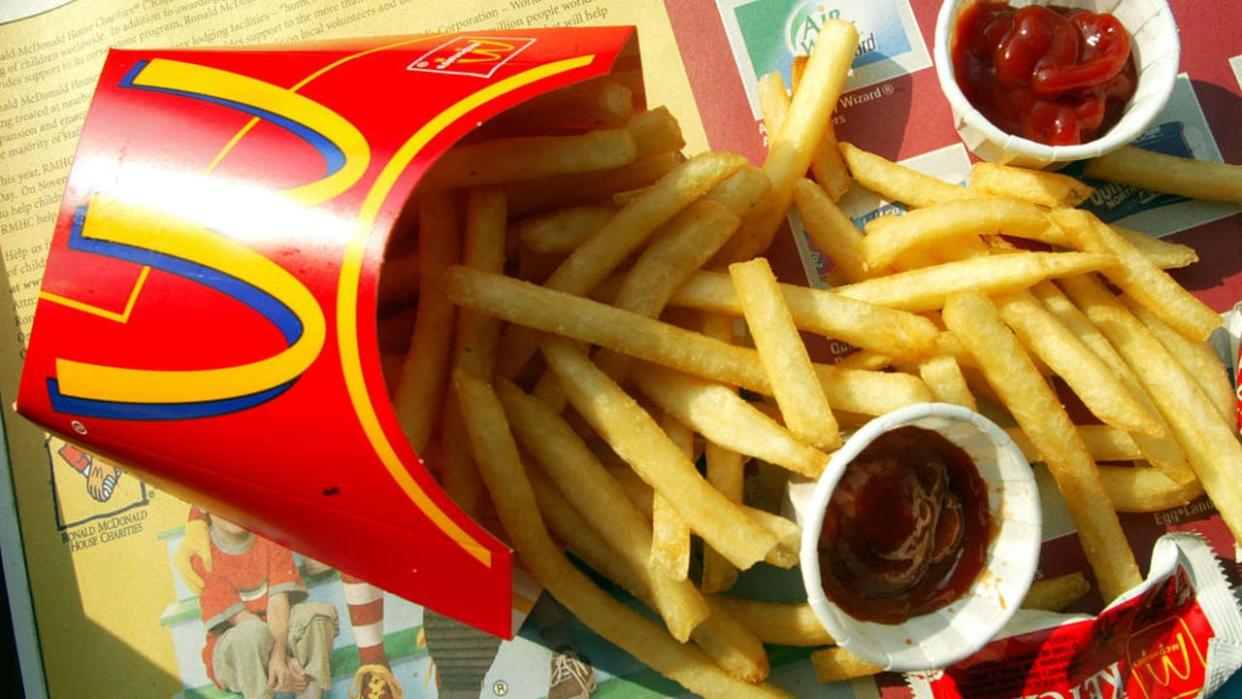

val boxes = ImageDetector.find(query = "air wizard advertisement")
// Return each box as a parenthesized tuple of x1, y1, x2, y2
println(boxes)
(17, 27, 640, 638)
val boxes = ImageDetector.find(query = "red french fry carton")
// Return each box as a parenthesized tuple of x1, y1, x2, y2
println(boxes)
(15, 27, 643, 638)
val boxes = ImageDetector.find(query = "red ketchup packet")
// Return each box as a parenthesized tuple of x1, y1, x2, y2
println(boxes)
(905, 533, 1242, 698)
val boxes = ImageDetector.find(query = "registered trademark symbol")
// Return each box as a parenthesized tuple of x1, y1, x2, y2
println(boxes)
(492, 680, 508, 696)
(70, 420, 87, 435)
(416, 60, 429, 67)
(882, 82, 895, 96)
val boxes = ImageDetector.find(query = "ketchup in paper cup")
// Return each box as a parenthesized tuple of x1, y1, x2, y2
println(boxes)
(933, 0, 1180, 167)
(792, 402, 1041, 671)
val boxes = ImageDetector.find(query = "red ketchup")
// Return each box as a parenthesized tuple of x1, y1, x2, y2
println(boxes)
(818, 426, 992, 624)
(951, 1, 1138, 146)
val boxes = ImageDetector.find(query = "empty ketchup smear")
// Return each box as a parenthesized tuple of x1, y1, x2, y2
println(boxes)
(952, 1, 1137, 146)
(818, 426, 992, 624)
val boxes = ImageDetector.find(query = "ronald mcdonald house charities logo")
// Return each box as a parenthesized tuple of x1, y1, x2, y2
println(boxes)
(407, 36, 537, 78)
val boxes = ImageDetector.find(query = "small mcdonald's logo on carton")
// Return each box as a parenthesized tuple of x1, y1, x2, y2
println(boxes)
(1128, 618, 1208, 699)
(407, 36, 536, 78)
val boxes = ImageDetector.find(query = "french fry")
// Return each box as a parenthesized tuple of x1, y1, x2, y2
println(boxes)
(802, 124, 850, 204)
(1059, 275, 1242, 546)
(1113, 227, 1198, 270)
(839, 142, 976, 208)
(691, 599, 775, 683)
(1099, 464, 1205, 513)
(1021, 572, 1091, 612)
(1006, 425, 1143, 464)
(653, 414, 694, 581)
(440, 187, 507, 515)
(448, 266, 768, 390)
(833, 350, 894, 371)
(452, 371, 788, 698)
(917, 354, 977, 410)
(613, 199, 742, 318)
(545, 151, 746, 295)
(496, 379, 709, 640)
(1030, 281, 1191, 478)
(793, 178, 875, 283)
(492, 75, 634, 130)
(719, 20, 859, 261)
(541, 338, 779, 569)
(1121, 296, 1236, 425)
(730, 258, 840, 450)
(943, 292, 1141, 601)
(526, 462, 648, 593)
(606, 164, 768, 253)
(811, 647, 883, 684)
(790, 54, 808, 91)
(757, 71, 790, 148)
(1082, 146, 1242, 204)
(931, 230, 993, 263)
(393, 192, 460, 453)
(626, 107, 687, 158)
(498, 151, 746, 378)
(738, 509, 800, 569)
(631, 362, 827, 478)
(594, 184, 753, 389)
(505, 151, 680, 216)
(969, 162, 1093, 207)
(892, 246, 943, 271)
(448, 267, 932, 410)
(708, 596, 835, 647)
(702, 438, 746, 593)
(668, 270, 940, 359)
(772, 70, 850, 202)
(1112, 464, 1206, 512)
(831, 251, 1116, 312)
(811, 363, 932, 415)
(704, 163, 772, 215)
(862, 198, 1067, 269)
(529, 475, 771, 682)
(606, 457, 800, 569)
(419, 129, 637, 191)
(515, 206, 615, 255)
(1052, 209, 1221, 342)
(995, 290, 1162, 436)
(700, 314, 744, 594)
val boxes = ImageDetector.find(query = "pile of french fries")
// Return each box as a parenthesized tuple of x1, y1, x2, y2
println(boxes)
(376, 19, 1242, 697)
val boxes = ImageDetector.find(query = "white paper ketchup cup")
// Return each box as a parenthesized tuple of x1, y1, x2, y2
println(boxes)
(932, 0, 1180, 167)
(791, 403, 1041, 671)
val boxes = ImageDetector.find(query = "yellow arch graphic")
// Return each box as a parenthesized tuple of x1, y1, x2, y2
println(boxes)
(43, 55, 376, 324)
(130, 58, 371, 207)
(208, 35, 447, 176)
(53, 194, 326, 404)
(339, 54, 597, 566)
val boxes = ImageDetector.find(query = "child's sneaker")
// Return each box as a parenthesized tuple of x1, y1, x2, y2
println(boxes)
(548, 649, 597, 699)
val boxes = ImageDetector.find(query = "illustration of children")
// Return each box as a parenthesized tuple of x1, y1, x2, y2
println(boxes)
(176, 507, 405, 699)
(192, 511, 339, 699)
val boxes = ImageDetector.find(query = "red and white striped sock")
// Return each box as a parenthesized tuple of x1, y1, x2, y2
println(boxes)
(341, 574, 388, 668)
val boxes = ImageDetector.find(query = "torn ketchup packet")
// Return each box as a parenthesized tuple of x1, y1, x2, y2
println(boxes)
(906, 534, 1242, 698)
